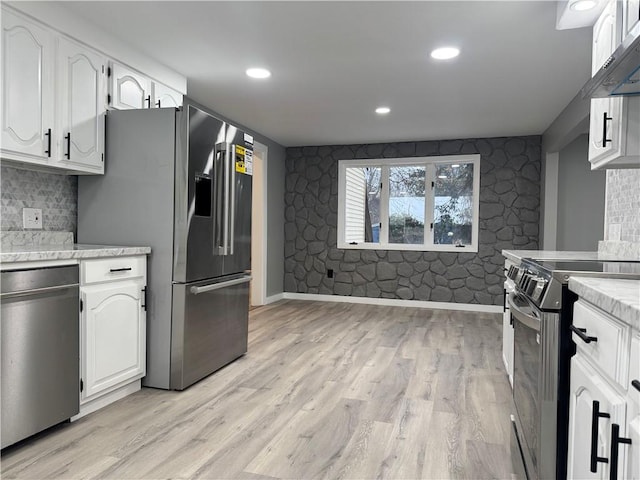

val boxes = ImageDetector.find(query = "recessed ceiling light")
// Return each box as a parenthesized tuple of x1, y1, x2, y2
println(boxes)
(246, 68, 271, 79)
(375, 106, 390, 114)
(569, 0, 597, 11)
(430, 47, 460, 60)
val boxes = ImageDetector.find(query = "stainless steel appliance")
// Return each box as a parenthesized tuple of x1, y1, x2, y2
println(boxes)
(1, 265, 79, 449)
(506, 259, 640, 480)
(77, 99, 253, 390)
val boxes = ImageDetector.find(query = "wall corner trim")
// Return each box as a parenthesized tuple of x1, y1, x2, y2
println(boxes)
(264, 293, 285, 305)
(279, 292, 502, 313)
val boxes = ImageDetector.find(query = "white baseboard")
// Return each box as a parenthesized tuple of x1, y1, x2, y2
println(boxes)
(279, 292, 502, 313)
(72, 379, 141, 421)
(264, 292, 285, 305)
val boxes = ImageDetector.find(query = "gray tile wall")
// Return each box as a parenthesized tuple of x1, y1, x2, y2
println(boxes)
(284, 136, 541, 306)
(605, 169, 640, 243)
(1, 165, 77, 233)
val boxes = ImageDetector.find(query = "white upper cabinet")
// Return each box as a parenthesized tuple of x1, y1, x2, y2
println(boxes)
(109, 62, 152, 110)
(1, 9, 55, 165)
(152, 82, 183, 108)
(1, 6, 106, 174)
(588, 0, 640, 170)
(109, 61, 183, 110)
(55, 37, 106, 174)
(623, 0, 640, 36)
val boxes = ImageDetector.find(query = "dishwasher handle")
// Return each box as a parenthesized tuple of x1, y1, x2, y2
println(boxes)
(189, 276, 252, 295)
(0, 283, 79, 299)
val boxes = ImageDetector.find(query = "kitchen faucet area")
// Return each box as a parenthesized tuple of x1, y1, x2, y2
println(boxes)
(1, 1, 639, 479)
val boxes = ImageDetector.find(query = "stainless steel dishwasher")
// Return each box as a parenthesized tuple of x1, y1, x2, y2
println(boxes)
(1, 265, 79, 449)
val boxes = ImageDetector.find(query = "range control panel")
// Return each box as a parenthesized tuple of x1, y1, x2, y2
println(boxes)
(507, 263, 550, 307)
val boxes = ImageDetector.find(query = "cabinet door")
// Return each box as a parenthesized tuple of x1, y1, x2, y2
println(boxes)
(0, 8, 54, 163)
(568, 353, 627, 480)
(56, 37, 106, 173)
(623, 334, 640, 480)
(502, 259, 516, 388)
(589, 0, 623, 165)
(81, 280, 146, 401)
(623, 0, 640, 36)
(109, 62, 151, 110)
(152, 82, 183, 108)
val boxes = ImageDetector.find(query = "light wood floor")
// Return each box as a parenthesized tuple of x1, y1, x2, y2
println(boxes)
(1, 300, 516, 479)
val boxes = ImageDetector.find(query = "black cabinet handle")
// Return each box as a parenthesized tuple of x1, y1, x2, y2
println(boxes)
(503, 288, 508, 313)
(145, 95, 151, 108)
(609, 423, 632, 480)
(64, 133, 71, 159)
(44, 128, 52, 157)
(109, 267, 132, 273)
(155, 100, 161, 108)
(141, 287, 147, 311)
(632, 379, 640, 392)
(571, 325, 598, 344)
(602, 112, 612, 146)
(591, 400, 610, 472)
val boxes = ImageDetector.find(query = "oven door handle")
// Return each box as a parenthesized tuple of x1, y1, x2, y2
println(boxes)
(507, 292, 541, 332)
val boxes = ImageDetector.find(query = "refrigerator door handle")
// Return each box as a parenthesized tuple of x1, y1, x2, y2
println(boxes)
(222, 142, 231, 256)
(229, 145, 236, 256)
(214, 145, 226, 255)
(189, 275, 252, 295)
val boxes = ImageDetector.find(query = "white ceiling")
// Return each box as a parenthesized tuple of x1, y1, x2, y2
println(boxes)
(58, 1, 592, 147)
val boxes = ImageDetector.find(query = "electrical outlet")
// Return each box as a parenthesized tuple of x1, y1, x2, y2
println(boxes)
(23, 208, 43, 229)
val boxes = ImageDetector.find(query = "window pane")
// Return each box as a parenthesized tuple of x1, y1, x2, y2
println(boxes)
(389, 166, 425, 244)
(344, 167, 381, 243)
(433, 163, 474, 246)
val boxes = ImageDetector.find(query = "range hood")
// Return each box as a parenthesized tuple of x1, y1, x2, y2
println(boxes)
(582, 22, 640, 98)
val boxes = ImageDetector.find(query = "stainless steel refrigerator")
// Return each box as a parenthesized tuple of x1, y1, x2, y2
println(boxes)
(78, 100, 253, 390)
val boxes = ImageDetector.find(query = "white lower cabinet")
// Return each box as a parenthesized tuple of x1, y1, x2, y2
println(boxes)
(502, 258, 515, 388)
(568, 354, 626, 480)
(625, 334, 640, 479)
(82, 281, 145, 399)
(567, 299, 636, 480)
(76, 255, 147, 418)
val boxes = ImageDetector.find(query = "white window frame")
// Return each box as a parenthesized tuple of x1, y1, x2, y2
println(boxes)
(337, 154, 480, 252)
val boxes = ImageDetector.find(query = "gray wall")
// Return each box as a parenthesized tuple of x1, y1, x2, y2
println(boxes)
(556, 134, 605, 251)
(284, 136, 541, 306)
(0, 165, 77, 233)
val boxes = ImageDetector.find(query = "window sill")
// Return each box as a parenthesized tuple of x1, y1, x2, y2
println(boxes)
(337, 242, 478, 253)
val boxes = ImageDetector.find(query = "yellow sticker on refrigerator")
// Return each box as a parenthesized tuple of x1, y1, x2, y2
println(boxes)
(235, 145, 253, 175)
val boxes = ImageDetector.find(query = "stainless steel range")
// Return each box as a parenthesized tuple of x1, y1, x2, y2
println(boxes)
(507, 258, 640, 480)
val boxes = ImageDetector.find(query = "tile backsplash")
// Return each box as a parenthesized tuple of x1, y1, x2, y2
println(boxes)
(600, 169, 640, 260)
(605, 169, 640, 243)
(0, 165, 77, 233)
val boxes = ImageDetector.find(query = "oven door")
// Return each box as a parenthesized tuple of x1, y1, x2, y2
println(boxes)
(510, 292, 541, 479)
(509, 292, 561, 480)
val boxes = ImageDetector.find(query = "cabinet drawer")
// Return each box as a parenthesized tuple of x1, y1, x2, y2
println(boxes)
(572, 300, 630, 387)
(81, 256, 145, 284)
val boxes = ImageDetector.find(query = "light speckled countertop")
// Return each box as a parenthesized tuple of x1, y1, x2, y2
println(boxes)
(0, 244, 151, 264)
(502, 250, 603, 263)
(569, 277, 640, 331)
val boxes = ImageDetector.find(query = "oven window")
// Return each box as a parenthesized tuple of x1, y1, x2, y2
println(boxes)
(513, 315, 540, 475)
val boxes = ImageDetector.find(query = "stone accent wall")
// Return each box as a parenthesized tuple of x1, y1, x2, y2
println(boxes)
(284, 136, 541, 306)
(1, 165, 77, 233)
